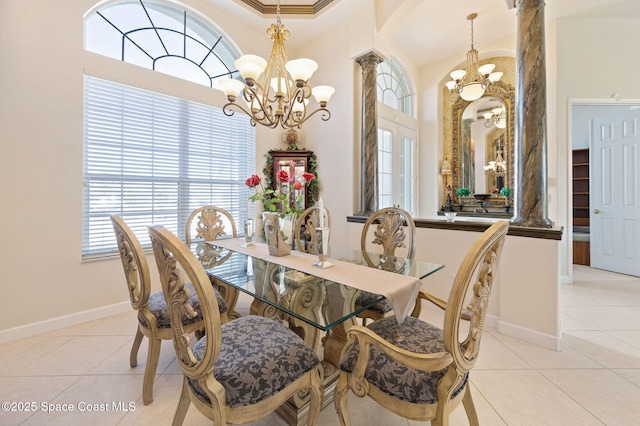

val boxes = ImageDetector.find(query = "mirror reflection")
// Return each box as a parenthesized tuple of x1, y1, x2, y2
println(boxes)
(460, 97, 507, 193)
(451, 81, 515, 214)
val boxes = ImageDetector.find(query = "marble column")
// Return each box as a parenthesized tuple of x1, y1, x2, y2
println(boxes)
(356, 51, 383, 216)
(512, 0, 553, 228)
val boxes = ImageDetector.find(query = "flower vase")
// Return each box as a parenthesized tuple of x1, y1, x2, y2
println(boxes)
(262, 212, 297, 253)
(279, 212, 297, 247)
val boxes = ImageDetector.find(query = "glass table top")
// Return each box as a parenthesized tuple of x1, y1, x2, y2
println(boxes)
(194, 242, 444, 331)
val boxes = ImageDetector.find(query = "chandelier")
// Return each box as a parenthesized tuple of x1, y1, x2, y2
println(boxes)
(446, 13, 502, 102)
(484, 106, 506, 129)
(483, 150, 507, 177)
(216, 0, 334, 129)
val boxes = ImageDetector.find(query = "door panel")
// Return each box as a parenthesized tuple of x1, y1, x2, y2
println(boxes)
(591, 109, 640, 276)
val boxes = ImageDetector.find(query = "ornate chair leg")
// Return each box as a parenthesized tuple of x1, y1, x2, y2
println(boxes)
(172, 377, 191, 426)
(143, 336, 161, 405)
(334, 371, 351, 426)
(307, 366, 323, 425)
(130, 327, 144, 368)
(462, 387, 479, 426)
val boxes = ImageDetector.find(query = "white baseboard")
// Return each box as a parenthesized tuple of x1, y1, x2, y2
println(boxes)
(496, 319, 562, 351)
(0, 301, 131, 345)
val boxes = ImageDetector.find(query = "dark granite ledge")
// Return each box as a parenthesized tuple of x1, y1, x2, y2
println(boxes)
(347, 215, 563, 241)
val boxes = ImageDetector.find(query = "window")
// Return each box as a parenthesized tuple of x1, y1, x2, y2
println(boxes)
(376, 58, 418, 214)
(85, 0, 238, 87)
(83, 1, 253, 258)
(83, 77, 255, 257)
(377, 58, 412, 116)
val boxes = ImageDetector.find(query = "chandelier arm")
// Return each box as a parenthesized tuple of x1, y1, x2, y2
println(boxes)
(285, 107, 331, 128)
(240, 83, 282, 128)
(280, 86, 310, 125)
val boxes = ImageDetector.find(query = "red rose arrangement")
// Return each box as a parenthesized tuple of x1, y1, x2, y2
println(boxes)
(246, 171, 315, 216)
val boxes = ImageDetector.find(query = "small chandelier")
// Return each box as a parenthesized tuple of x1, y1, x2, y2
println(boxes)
(446, 13, 503, 102)
(483, 150, 507, 177)
(215, 0, 334, 129)
(484, 106, 506, 129)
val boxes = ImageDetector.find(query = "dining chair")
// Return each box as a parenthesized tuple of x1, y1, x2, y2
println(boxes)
(294, 205, 331, 254)
(185, 206, 241, 319)
(356, 207, 416, 324)
(110, 215, 228, 405)
(185, 206, 237, 244)
(335, 220, 509, 426)
(148, 225, 323, 426)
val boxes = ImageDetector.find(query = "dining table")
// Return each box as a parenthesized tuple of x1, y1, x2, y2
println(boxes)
(192, 237, 444, 425)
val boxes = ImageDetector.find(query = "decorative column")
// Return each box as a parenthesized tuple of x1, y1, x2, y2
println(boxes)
(356, 51, 383, 216)
(512, 0, 552, 228)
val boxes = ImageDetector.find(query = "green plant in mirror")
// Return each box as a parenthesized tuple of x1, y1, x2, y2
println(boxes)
(500, 187, 511, 197)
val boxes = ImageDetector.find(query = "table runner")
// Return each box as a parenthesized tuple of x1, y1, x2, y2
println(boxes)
(210, 238, 422, 324)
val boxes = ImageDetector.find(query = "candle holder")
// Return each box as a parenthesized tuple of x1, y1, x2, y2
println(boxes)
(312, 227, 333, 269)
(241, 218, 255, 248)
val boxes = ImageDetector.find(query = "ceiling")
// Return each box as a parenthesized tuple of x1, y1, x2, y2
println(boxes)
(207, 0, 640, 67)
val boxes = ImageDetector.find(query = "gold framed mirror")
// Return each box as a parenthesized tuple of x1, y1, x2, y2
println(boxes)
(451, 80, 515, 209)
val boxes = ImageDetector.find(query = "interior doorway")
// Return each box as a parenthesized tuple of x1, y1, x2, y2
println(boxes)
(570, 102, 640, 276)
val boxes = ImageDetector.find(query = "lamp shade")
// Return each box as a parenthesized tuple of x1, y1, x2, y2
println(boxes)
(477, 63, 496, 76)
(235, 54, 267, 81)
(441, 158, 452, 175)
(450, 69, 466, 81)
(217, 78, 245, 98)
(460, 82, 485, 101)
(489, 71, 503, 82)
(285, 58, 318, 82)
(445, 81, 457, 91)
(312, 85, 335, 104)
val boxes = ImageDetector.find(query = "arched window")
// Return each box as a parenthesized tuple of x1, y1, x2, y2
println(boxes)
(82, 0, 254, 258)
(85, 0, 238, 87)
(376, 58, 418, 215)
(377, 58, 413, 116)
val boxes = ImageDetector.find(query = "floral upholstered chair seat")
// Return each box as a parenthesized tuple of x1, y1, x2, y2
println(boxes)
(139, 283, 227, 329)
(339, 316, 467, 404)
(189, 315, 320, 408)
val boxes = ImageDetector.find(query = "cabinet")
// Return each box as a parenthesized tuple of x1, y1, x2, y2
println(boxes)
(572, 148, 590, 265)
(572, 149, 590, 226)
(268, 150, 316, 211)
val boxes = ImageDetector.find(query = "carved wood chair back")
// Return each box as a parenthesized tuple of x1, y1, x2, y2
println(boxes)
(185, 206, 237, 244)
(360, 207, 416, 268)
(356, 207, 417, 324)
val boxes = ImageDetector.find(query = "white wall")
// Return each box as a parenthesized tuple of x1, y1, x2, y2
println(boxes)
(346, 222, 561, 350)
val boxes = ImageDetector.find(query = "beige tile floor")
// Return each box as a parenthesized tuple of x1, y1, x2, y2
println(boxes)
(1, 265, 640, 425)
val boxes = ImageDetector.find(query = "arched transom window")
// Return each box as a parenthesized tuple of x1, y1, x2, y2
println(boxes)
(377, 58, 413, 116)
(85, 0, 238, 87)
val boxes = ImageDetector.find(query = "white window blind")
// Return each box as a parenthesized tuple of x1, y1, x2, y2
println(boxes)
(83, 76, 255, 258)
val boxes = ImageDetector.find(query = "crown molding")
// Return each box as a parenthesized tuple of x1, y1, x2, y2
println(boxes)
(236, 0, 335, 15)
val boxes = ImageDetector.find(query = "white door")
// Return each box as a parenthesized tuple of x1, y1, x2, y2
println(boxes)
(590, 108, 640, 276)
